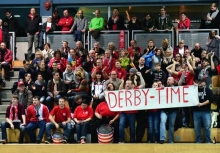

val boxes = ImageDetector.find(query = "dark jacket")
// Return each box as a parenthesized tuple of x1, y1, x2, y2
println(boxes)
(32, 80, 47, 97)
(108, 15, 126, 30)
(25, 14, 42, 34)
(152, 69, 166, 84)
(5, 103, 25, 122)
(127, 19, 141, 30)
(36, 69, 52, 83)
(13, 88, 33, 109)
(0, 26, 9, 44)
(18, 68, 35, 81)
(141, 18, 155, 31)
(47, 79, 66, 96)
(41, 22, 56, 32)
(3, 16, 20, 34)
(154, 15, 173, 30)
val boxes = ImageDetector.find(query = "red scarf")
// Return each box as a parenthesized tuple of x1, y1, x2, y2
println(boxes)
(9, 105, 18, 120)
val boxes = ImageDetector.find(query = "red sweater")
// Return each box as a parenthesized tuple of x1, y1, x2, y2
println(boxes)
(0, 28, 2, 43)
(95, 102, 119, 117)
(50, 106, 71, 123)
(48, 57, 67, 72)
(74, 106, 93, 120)
(113, 67, 126, 80)
(58, 16, 74, 31)
(178, 17, 191, 29)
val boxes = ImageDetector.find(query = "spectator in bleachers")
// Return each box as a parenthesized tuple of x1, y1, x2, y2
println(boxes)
(174, 53, 183, 65)
(161, 38, 173, 54)
(74, 66, 90, 85)
(75, 41, 87, 62)
(32, 73, 47, 103)
(127, 14, 141, 31)
(13, 81, 33, 109)
(49, 50, 67, 72)
(83, 50, 97, 73)
(206, 30, 220, 59)
(127, 39, 142, 57)
(127, 68, 141, 87)
(36, 60, 51, 83)
(143, 39, 158, 55)
(0, 42, 12, 81)
(1, 95, 26, 144)
(58, 9, 74, 31)
(52, 10, 61, 31)
(119, 50, 130, 71)
(26, 96, 49, 143)
(48, 61, 63, 79)
(45, 97, 71, 144)
(104, 70, 123, 90)
(3, 9, 19, 58)
(25, 8, 42, 60)
(70, 71, 89, 93)
(73, 99, 93, 144)
(42, 43, 54, 65)
(71, 95, 92, 113)
(173, 40, 188, 57)
(70, 10, 87, 42)
(175, 12, 191, 30)
(154, 7, 173, 31)
(30, 50, 44, 71)
(161, 49, 173, 78)
(45, 72, 66, 111)
(192, 79, 213, 143)
(89, 10, 104, 39)
(93, 42, 105, 57)
(23, 73, 34, 92)
(18, 60, 35, 81)
(151, 49, 163, 71)
(166, 61, 182, 86)
(113, 60, 126, 80)
(130, 47, 142, 66)
(39, 16, 56, 50)
(68, 48, 82, 71)
(108, 8, 125, 30)
(141, 13, 155, 32)
(102, 49, 116, 72)
(60, 40, 70, 59)
(191, 43, 204, 60)
(91, 58, 109, 80)
(151, 63, 166, 85)
(63, 63, 75, 91)
(107, 42, 119, 59)
(0, 19, 9, 46)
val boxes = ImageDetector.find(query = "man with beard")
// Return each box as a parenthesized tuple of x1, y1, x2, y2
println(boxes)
(0, 42, 12, 81)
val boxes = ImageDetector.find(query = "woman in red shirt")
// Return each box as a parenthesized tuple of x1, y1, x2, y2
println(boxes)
(74, 100, 93, 144)
(91, 101, 119, 143)
(48, 50, 67, 72)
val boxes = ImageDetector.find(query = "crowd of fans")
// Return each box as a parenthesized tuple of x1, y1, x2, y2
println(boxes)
(0, 3, 220, 145)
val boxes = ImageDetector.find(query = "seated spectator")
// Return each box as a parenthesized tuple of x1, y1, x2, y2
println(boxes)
(102, 49, 116, 72)
(60, 40, 70, 59)
(141, 13, 155, 32)
(107, 42, 119, 59)
(0, 42, 12, 81)
(45, 72, 66, 111)
(18, 60, 35, 81)
(91, 100, 119, 143)
(75, 41, 87, 62)
(42, 43, 54, 65)
(63, 63, 75, 91)
(91, 58, 109, 80)
(191, 43, 204, 60)
(13, 81, 33, 109)
(119, 50, 130, 70)
(173, 40, 188, 57)
(161, 38, 173, 54)
(68, 48, 82, 71)
(45, 97, 71, 144)
(74, 99, 93, 144)
(89, 10, 104, 39)
(113, 60, 126, 80)
(175, 12, 191, 30)
(49, 50, 67, 72)
(70, 10, 87, 42)
(174, 53, 183, 66)
(1, 95, 26, 144)
(108, 8, 125, 30)
(143, 39, 157, 55)
(130, 47, 143, 66)
(32, 73, 47, 103)
(93, 42, 105, 58)
(83, 50, 97, 73)
(127, 40, 142, 57)
(74, 66, 90, 85)
(26, 96, 49, 143)
(48, 61, 63, 79)
(104, 70, 123, 90)
(23, 73, 34, 92)
(36, 60, 51, 83)
(30, 50, 44, 71)
(58, 9, 74, 31)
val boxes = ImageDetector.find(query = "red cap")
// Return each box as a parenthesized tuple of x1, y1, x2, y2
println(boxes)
(18, 81, 25, 86)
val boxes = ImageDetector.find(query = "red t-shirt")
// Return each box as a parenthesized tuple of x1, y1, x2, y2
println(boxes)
(74, 106, 93, 120)
(184, 71, 194, 85)
(95, 102, 119, 117)
(50, 106, 71, 123)
(172, 71, 182, 85)
(113, 67, 126, 80)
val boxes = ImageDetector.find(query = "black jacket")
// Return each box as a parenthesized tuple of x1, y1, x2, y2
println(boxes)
(141, 18, 155, 31)
(108, 15, 126, 30)
(25, 14, 42, 34)
(127, 19, 141, 30)
(41, 22, 56, 32)
(3, 16, 19, 34)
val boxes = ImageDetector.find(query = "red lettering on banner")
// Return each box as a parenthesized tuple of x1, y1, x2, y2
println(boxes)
(118, 91, 123, 108)
(183, 86, 189, 103)
(134, 89, 141, 106)
(125, 90, 132, 106)
(156, 88, 164, 104)
(171, 87, 180, 103)
(166, 88, 169, 104)
(141, 89, 150, 105)
(108, 92, 117, 108)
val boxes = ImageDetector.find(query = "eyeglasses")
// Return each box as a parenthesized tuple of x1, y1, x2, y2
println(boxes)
(176, 56, 180, 57)
(111, 74, 117, 75)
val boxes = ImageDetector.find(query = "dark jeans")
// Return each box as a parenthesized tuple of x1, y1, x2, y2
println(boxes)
(45, 122, 72, 140)
(1, 62, 10, 80)
(147, 111, 160, 142)
(1, 121, 25, 143)
(27, 34, 39, 59)
(91, 117, 119, 143)
(74, 30, 83, 42)
(75, 121, 90, 142)
(26, 120, 46, 143)
(136, 110, 146, 143)
(45, 95, 62, 111)
(182, 107, 190, 126)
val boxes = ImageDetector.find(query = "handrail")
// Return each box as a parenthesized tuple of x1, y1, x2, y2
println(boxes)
(9, 32, 15, 61)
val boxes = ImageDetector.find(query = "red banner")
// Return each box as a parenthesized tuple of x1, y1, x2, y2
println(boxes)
(119, 30, 125, 49)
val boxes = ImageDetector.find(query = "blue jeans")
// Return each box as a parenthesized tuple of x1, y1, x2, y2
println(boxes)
(45, 95, 62, 111)
(119, 112, 136, 143)
(45, 122, 72, 139)
(1, 121, 25, 143)
(147, 111, 160, 142)
(75, 121, 90, 142)
(26, 120, 46, 143)
(160, 110, 177, 143)
(193, 111, 212, 143)
(74, 30, 82, 42)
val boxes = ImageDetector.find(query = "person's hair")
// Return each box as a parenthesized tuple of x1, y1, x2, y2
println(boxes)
(144, 13, 151, 18)
(211, 3, 217, 7)
(106, 82, 116, 90)
(155, 62, 161, 66)
(209, 30, 216, 38)
(161, 6, 166, 11)
(96, 10, 100, 13)
(44, 43, 51, 48)
(95, 70, 104, 81)
(24, 73, 31, 77)
(54, 50, 61, 57)
(113, 8, 119, 11)
(53, 10, 58, 14)
(35, 51, 43, 59)
(74, 95, 82, 101)
(175, 53, 183, 65)
(53, 71, 60, 76)
(59, 97, 65, 101)
(131, 39, 137, 43)
(63, 9, 69, 13)
(12, 94, 19, 100)
(23, 60, 30, 64)
(115, 59, 121, 63)
(120, 50, 128, 56)
(108, 42, 116, 50)
(62, 40, 68, 44)
(67, 62, 72, 67)
(37, 73, 43, 78)
(5, 9, 11, 14)
(148, 39, 154, 43)
(75, 71, 83, 78)
(156, 49, 164, 58)
(180, 12, 187, 16)
(33, 96, 40, 100)
(96, 58, 102, 63)
(78, 9, 83, 13)
(70, 48, 76, 53)
(162, 38, 169, 47)
(179, 39, 185, 44)
(94, 42, 100, 47)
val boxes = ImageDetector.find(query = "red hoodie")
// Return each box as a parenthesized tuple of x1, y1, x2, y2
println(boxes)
(58, 16, 74, 31)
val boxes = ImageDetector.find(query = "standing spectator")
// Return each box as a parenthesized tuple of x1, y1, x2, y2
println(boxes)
(154, 7, 173, 30)
(70, 10, 87, 42)
(108, 8, 125, 30)
(18, 60, 35, 81)
(75, 41, 87, 62)
(192, 79, 212, 143)
(0, 19, 9, 45)
(91, 58, 109, 80)
(25, 8, 42, 60)
(93, 42, 105, 57)
(175, 12, 191, 29)
(127, 14, 141, 30)
(52, 10, 61, 31)
(113, 60, 127, 80)
(26, 96, 49, 143)
(141, 13, 155, 32)
(3, 9, 19, 59)
(58, 9, 74, 31)
(45, 97, 71, 144)
(1, 95, 26, 144)
(206, 30, 220, 59)
(83, 50, 97, 74)
(127, 40, 142, 57)
(89, 10, 104, 39)
(0, 42, 12, 81)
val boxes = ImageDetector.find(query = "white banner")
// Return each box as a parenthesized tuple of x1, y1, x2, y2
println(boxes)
(104, 86, 199, 111)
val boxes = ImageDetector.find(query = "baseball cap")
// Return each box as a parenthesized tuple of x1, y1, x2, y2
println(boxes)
(18, 81, 25, 86)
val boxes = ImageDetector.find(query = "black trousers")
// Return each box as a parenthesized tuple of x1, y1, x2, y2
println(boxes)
(1, 62, 10, 80)
(136, 110, 147, 142)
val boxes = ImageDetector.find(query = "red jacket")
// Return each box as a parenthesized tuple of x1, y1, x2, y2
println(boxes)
(102, 57, 116, 72)
(178, 17, 191, 29)
(26, 104, 49, 124)
(113, 67, 126, 80)
(48, 57, 67, 72)
(0, 48, 12, 68)
(173, 45, 188, 57)
(58, 16, 74, 31)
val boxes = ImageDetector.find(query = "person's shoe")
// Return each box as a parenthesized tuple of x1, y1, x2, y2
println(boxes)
(2, 140, 6, 144)
(160, 140, 164, 144)
(118, 142, 124, 144)
(80, 139, 85, 144)
(36, 138, 41, 144)
(61, 139, 67, 144)
(45, 140, 51, 144)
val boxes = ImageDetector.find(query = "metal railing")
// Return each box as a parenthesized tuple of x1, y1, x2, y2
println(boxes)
(9, 32, 15, 61)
